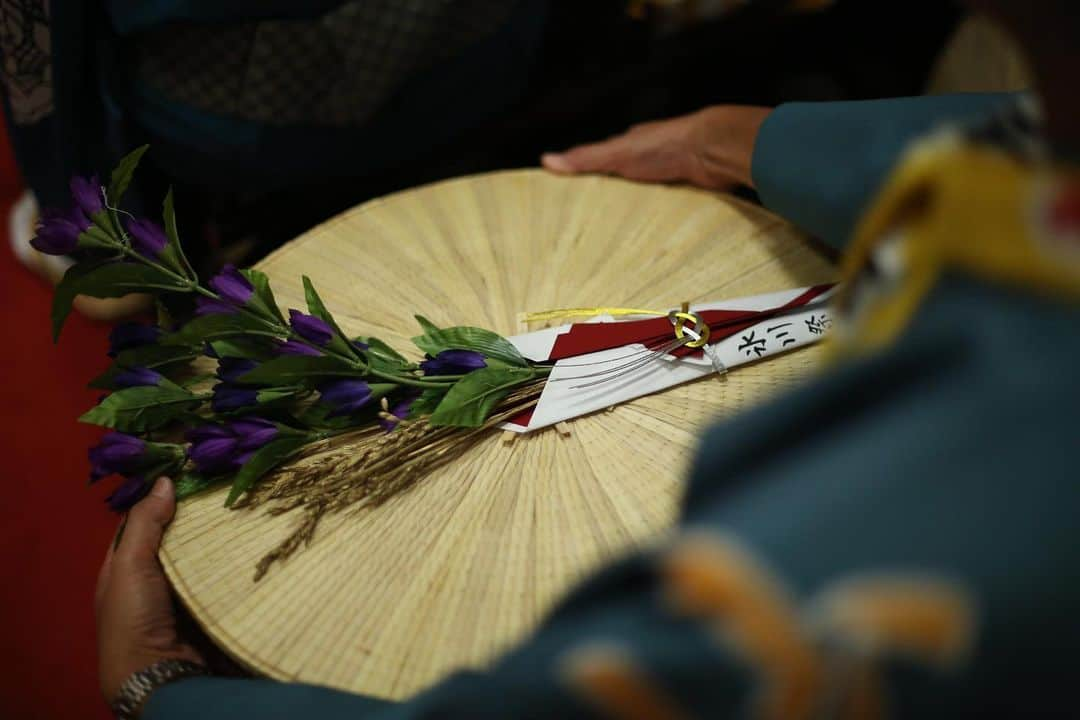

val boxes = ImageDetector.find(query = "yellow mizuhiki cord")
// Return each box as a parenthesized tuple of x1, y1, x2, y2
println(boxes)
(522, 307, 667, 322)
(832, 136, 1080, 356)
(523, 306, 712, 348)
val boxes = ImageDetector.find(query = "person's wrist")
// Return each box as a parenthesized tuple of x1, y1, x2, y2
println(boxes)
(697, 106, 772, 189)
(110, 658, 210, 719)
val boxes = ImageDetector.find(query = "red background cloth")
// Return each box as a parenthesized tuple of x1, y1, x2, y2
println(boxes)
(0, 120, 116, 719)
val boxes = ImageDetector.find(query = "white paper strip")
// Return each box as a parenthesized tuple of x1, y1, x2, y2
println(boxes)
(501, 286, 835, 433)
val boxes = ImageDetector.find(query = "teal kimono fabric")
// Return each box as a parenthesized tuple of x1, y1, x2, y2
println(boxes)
(146, 93, 1079, 718)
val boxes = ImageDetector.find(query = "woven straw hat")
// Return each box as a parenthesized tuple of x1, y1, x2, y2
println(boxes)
(160, 169, 835, 699)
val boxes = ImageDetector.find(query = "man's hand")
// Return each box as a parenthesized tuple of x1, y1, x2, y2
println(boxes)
(541, 105, 772, 191)
(96, 477, 205, 704)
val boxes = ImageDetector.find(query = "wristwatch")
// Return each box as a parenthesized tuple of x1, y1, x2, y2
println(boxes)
(111, 659, 210, 719)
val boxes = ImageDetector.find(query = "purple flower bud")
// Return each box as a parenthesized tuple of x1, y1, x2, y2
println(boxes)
(216, 357, 258, 384)
(419, 350, 487, 376)
(208, 264, 254, 306)
(106, 476, 150, 512)
(289, 310, 334, 346)
(70, 174, 104, 216)
(88, 433, 146, 483)
(108, 323, 161, 357)
(195, 296, 239, 316)
(188, 434, 240, 475)
(31, 208, 88, 255)
(352, 340, 369, 351)
(126, 218, 169, 258)
(318, 379, 373, 417)
(230, 417, 278, 451)
(186, 423, 233, 444)
(211, 384, 258, 412)
(379, 395, 416, 432)
(113, 366, 164, 388)
(186, 418, 278, 473)
(276, 339, 323, 357)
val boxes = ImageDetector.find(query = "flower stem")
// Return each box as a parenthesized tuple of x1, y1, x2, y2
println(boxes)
(367, 367, 460, 388)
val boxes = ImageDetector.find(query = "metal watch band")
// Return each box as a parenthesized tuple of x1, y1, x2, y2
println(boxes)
(110, 659, 210, 719)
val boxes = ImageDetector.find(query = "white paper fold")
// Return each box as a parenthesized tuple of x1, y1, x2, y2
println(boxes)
(501, 286, 835, 433)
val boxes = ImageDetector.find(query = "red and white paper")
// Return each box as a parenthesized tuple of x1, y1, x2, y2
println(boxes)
(501, 285, 836, 433)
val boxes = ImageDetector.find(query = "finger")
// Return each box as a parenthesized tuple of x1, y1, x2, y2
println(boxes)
(114, 477, 175, 565)
(94, 517, 123, 616)
(542, 137, 629, 175)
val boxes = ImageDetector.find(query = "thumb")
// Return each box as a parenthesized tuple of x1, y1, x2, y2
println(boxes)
(115, 477, 176, 565)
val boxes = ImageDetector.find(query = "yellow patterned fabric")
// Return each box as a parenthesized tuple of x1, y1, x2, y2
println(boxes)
(832, 135, 1080, 355)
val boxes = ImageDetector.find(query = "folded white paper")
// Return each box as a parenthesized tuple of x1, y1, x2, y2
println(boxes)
(501, 286, 836, 433)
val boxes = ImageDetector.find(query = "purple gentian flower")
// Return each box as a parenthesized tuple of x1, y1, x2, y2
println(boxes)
(108, 323, 161, 357)
(419, 350, 487, 376)
(113, 366, 164, 388)
(289, 310, 334, 346)
(318, 379, 373, 417)
(106, 476, 150, 512)
(30, 207, 89, 255)
(216, 357, 258, 384)
(186, 423, 232, 443)
(186, 425, 240, 475)
(211, 384, 258, 413)
(186, 419, 278, 474)
(208, 264, 254, 306)
(126, 218, 169, 258)
(276, 339, 322, 357)
(195, 296, 239, 316)
(231, 417, 279, 451)
(379, 395, 416, 432)
(70, 174, 104, 217)
(88, 433, 146, 483)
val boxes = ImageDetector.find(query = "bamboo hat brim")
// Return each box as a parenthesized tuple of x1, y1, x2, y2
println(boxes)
(160, 169, 835, 699)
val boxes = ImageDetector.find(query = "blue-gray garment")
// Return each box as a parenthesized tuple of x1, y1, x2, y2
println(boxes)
(752, 93, 1021, 250)
(146, 94, 1079, 718)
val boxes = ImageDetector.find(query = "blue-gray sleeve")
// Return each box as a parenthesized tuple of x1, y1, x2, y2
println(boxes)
(145, 677, 395, 718)
(750, 93, 1022, 250)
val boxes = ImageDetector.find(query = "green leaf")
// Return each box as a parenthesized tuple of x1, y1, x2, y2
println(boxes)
(52, 261, 186, 341)
(295, 402, 368, 431)
(408, 388, 446, 418)
(357, 336, 412, 371)
(255, 387, 301, 404)
(235, 355, 358, 385)
(302, 276, 356, 356)
(240, 268, 286, 326)
(225, 435, 310, 507)
(414, 315, 441, 336)
(51, 259, 112, 341)
(175, 470, 221, 501)
(159, 188, 194, 279)
(79, 385, 203, 432)
(107, 145, 149, 206)
(413, 326, 528, 368)
(208, 337, 278, 361)
(164, 312, 280, 346)
(89, 344, 202, 389)
(429, 367, 534, 427)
